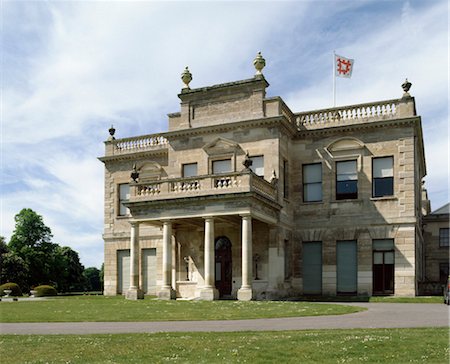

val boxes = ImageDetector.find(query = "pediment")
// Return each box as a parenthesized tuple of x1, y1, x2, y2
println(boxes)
(202, 137, 242, 155)
(138, 161, 163, 180)
(326, 137, 364, 152)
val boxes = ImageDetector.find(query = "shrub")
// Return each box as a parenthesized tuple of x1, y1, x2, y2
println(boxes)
(0, 282, 23, 297)
(34, 285, 57, 297)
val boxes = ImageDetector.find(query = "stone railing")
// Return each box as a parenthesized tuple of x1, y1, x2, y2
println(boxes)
(106, 134, 169, 156)
(130, 171, 277, 202)
(295, 98, 412, 130)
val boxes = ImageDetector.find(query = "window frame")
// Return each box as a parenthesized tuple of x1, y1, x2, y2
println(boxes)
(336, 160, 358, 200)
(118, 183, 131, 217)
(211, 158, 232, 175)
(440, 228, 449, 248)
(303, 163, 322, 202)
(182, 162, 198, 178)
(249, 155, 264, 177)
(372, 156, 394, 198)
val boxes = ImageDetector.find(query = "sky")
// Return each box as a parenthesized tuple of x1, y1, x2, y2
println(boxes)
(1, 0, 449, 269)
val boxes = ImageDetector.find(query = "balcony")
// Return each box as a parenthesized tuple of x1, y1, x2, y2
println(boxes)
(129, 171, 277, 204)
(105, 134, 169, 157)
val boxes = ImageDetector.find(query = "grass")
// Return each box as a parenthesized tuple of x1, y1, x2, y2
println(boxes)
(295, 295, 444, 304)
(0, 296, 365, 323)
(0, 328, 447, 363)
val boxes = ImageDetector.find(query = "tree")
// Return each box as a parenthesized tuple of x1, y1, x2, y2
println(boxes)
(53, 246, 85, 292)
(0, 252, 29, 289)
(83, 267, 101, 291)
(8, 209, 58, 288)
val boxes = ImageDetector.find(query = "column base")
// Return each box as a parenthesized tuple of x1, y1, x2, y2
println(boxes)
(125, 288, 144, 300)
(199, 287, 219, 301)
(157, 287, 177, 300)
(237, 287, 253, 301)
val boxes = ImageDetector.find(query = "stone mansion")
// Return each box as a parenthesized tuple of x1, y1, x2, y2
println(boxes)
(100, 54, 447, 300)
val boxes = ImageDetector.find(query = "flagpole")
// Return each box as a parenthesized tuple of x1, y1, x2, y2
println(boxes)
(333, 50, 336, 107)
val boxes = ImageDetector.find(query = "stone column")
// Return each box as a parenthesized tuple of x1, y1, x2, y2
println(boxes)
(126, 221, 144, 300)
(238, 214, 253, 301)
(199, 217, 218, 300)
(158, 220, 176, 300)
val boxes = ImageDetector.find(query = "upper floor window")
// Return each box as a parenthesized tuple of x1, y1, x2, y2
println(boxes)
(212, 159, 231, 174)
(182, 163, 198, 178)
(303, 163, 322, 202)
(249, 156, 264, 177)
(440, 228, 449, 247)
(373, 157, 394, 197)
(118, 184, 130, 216)
(283, 160, 289, 199)
(336, 160, 358, 200)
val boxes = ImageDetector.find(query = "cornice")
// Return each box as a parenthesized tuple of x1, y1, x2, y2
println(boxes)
(295, 116, 422, 138)
(98, 149, 168, 164)
(164, 115, 296, 139)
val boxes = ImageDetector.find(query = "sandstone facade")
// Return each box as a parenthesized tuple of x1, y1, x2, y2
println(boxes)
(99, 69, 436, 300)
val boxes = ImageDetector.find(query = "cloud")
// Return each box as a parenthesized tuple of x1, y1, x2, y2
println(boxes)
(2, 0, 448, 268)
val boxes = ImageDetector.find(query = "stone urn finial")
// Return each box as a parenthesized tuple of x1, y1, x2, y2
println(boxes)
(108, 125, 116, 140)
(181, 66, 192, 89)
(253, 51, 266, 75)
(131, 163, 139, 183)
(402, 78, 412, 96)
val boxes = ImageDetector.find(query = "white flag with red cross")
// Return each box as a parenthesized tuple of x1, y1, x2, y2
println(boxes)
(335, 54, 354, 78)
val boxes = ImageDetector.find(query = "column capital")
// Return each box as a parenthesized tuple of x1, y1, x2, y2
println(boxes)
(129, 220, 140, 228)
(203, 216, 215, 222)
(240, 214, 252, 220)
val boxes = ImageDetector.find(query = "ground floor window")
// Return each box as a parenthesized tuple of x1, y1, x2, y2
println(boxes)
(372, 239, 394, 295)
(302, 241, 322, 295)
(440, 263, 449, 284)
(337, 240, 357, 294)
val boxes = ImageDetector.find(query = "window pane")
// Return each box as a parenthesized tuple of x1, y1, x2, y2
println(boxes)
(373, 239, 394, 250)
(183, 163, 198, 178)
(440, 228, 450, 247)
(119, 184, 130, 216)
(304, 183, 322, 202)
(384, 252, 394, 264)
(337, 160, 357, 181)
(373, 252, 383, 264)
(212, 159, 231, 174)
(250, 156, 264, 176)
(373, 177, 394, 197)
(303, 164, 322, 183)
(373, 157, 393, 178)
(336, 180, 357, 199)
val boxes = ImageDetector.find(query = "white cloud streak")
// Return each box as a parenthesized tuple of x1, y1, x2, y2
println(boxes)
(2, 1, 448, 267)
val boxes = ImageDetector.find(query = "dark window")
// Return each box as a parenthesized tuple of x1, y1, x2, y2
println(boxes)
(440, 228, 449, 247)
(336, 160, 357, 200)
(303, 163, 322, 202)
(284, 240, 291, 280)
(373, 157, 394, 197)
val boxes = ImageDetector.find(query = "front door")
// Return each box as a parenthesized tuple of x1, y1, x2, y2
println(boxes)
(215, 236, 232, 297)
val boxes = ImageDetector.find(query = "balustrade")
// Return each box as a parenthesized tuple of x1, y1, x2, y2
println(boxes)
(113, 135, 168, 154)
(295, 99, 399, 130)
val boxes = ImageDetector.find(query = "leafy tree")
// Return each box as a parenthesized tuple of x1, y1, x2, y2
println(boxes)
(0, 252, 29, 289)
(8, 209, 58, 288)
(53, 246, 85, 292)
(83, 267, 101, 291)
(100, 263, 104, 291)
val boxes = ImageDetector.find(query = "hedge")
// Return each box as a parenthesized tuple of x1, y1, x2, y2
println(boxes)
(34, 285, 58, 297)
(0, 282, 23, 297)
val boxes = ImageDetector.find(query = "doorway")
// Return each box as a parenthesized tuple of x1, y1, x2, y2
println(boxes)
(372, 239, 394, 295)
(215, 236, 232, 298)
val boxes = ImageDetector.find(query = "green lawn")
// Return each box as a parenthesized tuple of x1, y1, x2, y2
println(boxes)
(0, 296, 365, 323)
(0, 328, 447, 363)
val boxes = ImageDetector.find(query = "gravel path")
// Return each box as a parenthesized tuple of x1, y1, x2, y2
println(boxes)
(0, 303, 448, 335)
